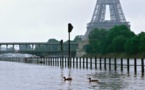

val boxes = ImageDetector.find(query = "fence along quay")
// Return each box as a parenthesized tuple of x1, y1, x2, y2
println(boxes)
(0, 57, 144, 75)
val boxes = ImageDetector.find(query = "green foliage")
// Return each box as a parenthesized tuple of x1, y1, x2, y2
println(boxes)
(47, 38, 59, 43)
(84, 25, 145, 55)
(112, 36, 126, 52)
(86, 28, 108, 54)
(73, 36, 82, 42)
(107, 25, 135, 41)
(125, 32, 145, 54)
(89, 39, 100, 53)
(84, 44, 93, 54)
(89, 28, 108, 41)
(106, 25, 135, 53)
(139, 36, 145, 53)
(139, 32, 145, 53)
(125, 36, 140, 54)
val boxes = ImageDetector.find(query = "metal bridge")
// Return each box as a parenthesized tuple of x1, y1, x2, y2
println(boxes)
(0, 42, 78, 57)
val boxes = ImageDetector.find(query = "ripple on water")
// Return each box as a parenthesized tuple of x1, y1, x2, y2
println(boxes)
(0, 61, 145, 90)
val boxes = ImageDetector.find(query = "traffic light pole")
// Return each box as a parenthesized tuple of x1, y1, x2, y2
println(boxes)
(68, 23, 73, 67)
(68, 32, 71, 67)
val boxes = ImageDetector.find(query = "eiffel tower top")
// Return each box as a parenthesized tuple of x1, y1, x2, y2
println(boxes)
(84, 0, 130, 39)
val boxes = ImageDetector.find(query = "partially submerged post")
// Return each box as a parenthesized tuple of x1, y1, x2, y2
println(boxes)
(100, 57, 102, 70)
(134, 58, 137, 74)
(114, 58, 117, 71)
(60, 40, 63, 66)
(141, 58, 144, 74)
(104, 57, 106, 70)
(121, 58, 123, 72)
(109, 57, 111, 71)
(95, 57, 97, 69)
(127, 58, 130, 72)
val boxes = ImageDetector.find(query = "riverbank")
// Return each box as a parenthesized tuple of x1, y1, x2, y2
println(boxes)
(83, 53, 145, 58)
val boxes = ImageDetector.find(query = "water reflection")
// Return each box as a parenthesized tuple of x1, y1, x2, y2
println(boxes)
(91, 71, 124, 90)
(60, 66, 72, 90)
(86, 70, 145, 90)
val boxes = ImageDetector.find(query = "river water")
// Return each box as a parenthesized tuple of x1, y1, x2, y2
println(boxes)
(0, 61, 145, 90)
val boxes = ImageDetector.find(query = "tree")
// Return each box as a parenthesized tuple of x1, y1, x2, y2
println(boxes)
(139, 36, 145, 53)
(107, 25, 135, 43)
(89, 39, 101, 53)
(125, 36, 140, 54)
(89, 28, 108, 41)
(86, 28, 108, 54)
(84, 44, 93, 54)
(138, 32, 145, 53)
(47, 38, 59, 43)
(73, 36, 82, 42)
(82, 25, 142, 55)
(112, 36, 126, 52)
(46, 38, 59, 51)
(106, 25, 135, 53)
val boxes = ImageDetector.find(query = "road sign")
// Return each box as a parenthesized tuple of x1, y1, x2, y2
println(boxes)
(68, 23, 73, 33)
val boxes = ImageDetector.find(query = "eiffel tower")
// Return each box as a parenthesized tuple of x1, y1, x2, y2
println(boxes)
(84, 0, 130, 39)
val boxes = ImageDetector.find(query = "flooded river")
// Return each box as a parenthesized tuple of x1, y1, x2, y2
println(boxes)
(0, 61, 145, 90)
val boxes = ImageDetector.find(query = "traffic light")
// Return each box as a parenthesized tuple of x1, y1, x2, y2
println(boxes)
(68, 23, 73, 33)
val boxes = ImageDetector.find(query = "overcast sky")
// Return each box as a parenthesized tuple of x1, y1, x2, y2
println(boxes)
(0, 0, 145, 42)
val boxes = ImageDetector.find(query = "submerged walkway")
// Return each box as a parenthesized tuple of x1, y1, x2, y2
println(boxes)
(0, 57, 145, 75)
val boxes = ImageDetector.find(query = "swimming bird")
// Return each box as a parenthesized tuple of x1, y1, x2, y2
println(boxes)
(63, 77, 72, 81)
(88, 78, 98, 82)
